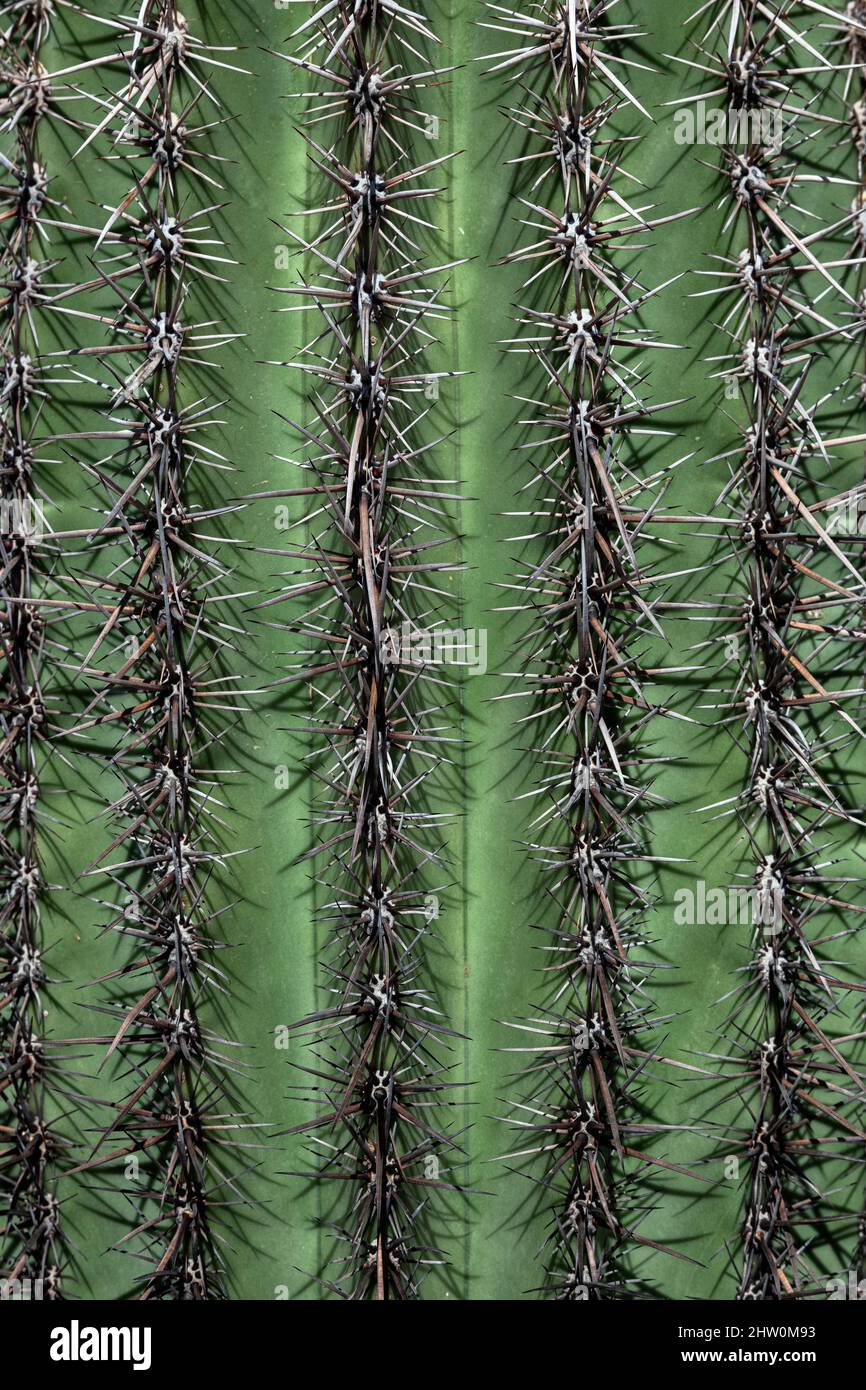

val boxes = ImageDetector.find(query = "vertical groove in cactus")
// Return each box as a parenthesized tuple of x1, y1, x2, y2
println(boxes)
(46, 1, 257, 1299)
(267, 1, 469, 1300)
(482, 1, 698, 1298)
(673, 0, 866, 1299)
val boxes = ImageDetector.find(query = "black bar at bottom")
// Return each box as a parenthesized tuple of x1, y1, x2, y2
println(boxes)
(1, 1294, 857, 1376)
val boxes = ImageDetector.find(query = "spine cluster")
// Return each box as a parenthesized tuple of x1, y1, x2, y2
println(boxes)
(269, 1, 467, 1299)
(484, 2, 694, 1297)
(678, 0, 866, 1299)
(57, 1, 253, 1299)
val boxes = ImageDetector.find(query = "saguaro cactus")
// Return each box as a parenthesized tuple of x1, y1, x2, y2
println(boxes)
(1, 0, 864, 1305)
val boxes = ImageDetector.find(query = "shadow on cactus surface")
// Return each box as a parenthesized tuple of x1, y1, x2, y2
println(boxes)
(1, 0, 865, 1303)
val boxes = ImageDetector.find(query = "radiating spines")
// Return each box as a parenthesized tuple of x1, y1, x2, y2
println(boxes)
(46, 0, 257, 1300)
(680, 0, 865, 1299)
(483, 2, 699, 1299)
(481, 1, 651, 112)
(267, 0, 469, 1299)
